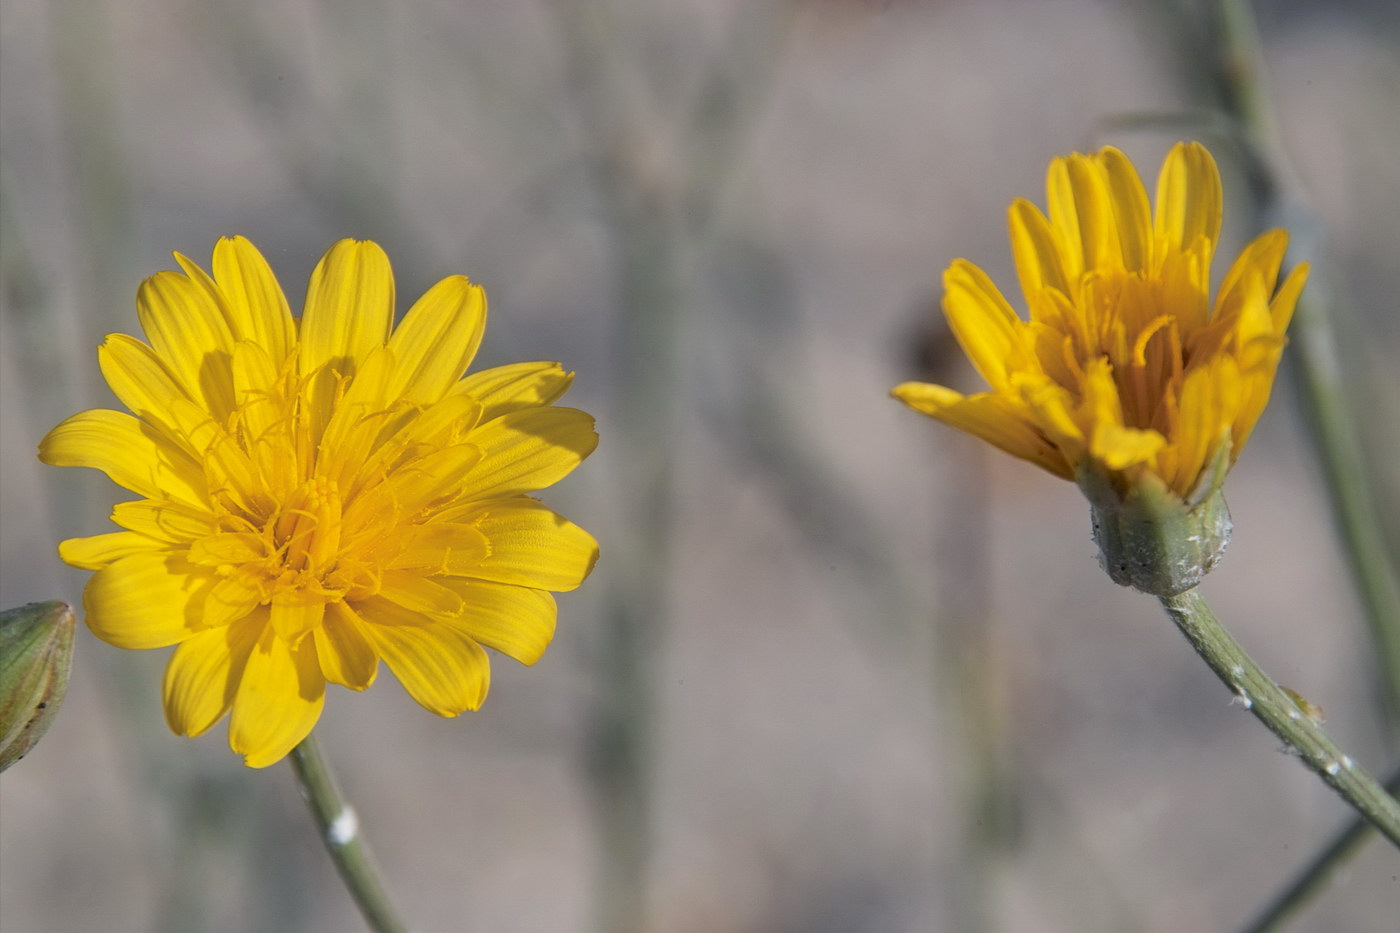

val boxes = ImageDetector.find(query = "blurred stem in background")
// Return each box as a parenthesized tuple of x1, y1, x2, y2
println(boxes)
(1240, 762, 1400, 933)
(546, 4, 794, 929)
(1206, 0, 1400, 711)
(1194, 0, 1400, 916)
(549, 6, 678, 929)
(933, 446, 1011, 933)
(40, 5, 287, 932)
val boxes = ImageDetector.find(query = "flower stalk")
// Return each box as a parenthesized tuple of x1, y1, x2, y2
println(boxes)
(288, 733, 407, 933)
(1157, 589, 1400, 846)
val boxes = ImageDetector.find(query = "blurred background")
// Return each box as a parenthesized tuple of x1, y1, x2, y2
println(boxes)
(2, 0, 1397, 930)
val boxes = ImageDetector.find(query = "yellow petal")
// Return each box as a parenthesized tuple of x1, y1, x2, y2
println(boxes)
(1214, 230, 1288, 325)
(437, 579, 556, 666)
(229, 627, 325, 768)
(384, 522, 491, 574)
(459, 407, 598, 499)
(376, 571, 465, 619)
(211, 236, 295, 365)
(455, 499, 598, 591)
(941, 260, 1025, 392)
(360, 616, 490, 716)
(98, 334, 189, 421)
(892, 382, 1073, 479)
(1017, 376, 1087, 463)
(39, 409, 207, 506)
(384, 275, 487, 404)
(204, 575, 264, 630)
(1091, 423, 1165, 471)
(1172, 356, 1242, 491)
(188, 532, 264, 566)
(1054, 153, 1121, 274)
(111, 499, 217, 543)
(163, 611, 265, 737)
(1153, 142, 1221, 263)
(163, 398, 264, 514)
(1009, 199, 1070, 305)
(376, 443, 484, 518)
(298, 239, 394, 381)
(315, 603, 379, 690)
(329, 391, 481, 503)
(59, 531, 171, 571)
(136, 268, 237, 418)
(83, 552, 219, 649)
(269, 590, 327, 644)
(1269, 262, 1309, 337)
(451, 361, 575, 421)
(1098, 147, 1152, 273)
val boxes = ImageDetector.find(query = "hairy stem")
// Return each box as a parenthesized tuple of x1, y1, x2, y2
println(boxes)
(288, 734, 408, 933)
(1158, 589, 1400, 846)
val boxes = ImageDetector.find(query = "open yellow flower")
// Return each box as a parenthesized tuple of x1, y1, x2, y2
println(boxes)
(893, 143, 1308, 593)
(39, 238, 598, 767)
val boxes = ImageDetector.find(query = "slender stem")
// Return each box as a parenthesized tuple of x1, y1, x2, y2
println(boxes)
(1158, 589, 1400, 847)
(1209, 0, 1400, 709)
(288, 734, 408, 933)
(1239, 763, 1400, 933)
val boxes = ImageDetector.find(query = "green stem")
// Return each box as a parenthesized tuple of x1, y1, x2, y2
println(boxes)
(1239, 763, 1400, 933)
(288, 734, 408, 933)
(1158, 589, 1400, 847)
(1210, 0, 1400, 708)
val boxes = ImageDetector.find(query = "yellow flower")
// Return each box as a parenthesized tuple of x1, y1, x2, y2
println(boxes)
(893, 143, 1308, 594)
(894, 142, 1307, 499)
(39, 238, 599, 767)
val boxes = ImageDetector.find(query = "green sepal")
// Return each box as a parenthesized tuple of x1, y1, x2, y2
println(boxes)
(0, 601, 76, 772)
(1077, 461, 1233, 598)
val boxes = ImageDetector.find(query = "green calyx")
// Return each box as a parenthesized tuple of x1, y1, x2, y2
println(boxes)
(1077, 445, 1234, 597)
(0, 601, 75, 773)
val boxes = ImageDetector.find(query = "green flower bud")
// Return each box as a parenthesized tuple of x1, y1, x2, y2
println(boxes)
(1077, 446, 1233, 597)
(0, 601, 76, 772)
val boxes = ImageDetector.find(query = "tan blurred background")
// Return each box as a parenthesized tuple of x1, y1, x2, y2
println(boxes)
(2, 1, 1398, 931)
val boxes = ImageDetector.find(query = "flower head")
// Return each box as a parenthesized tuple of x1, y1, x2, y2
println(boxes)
(893, 143, 1308, 593)
(40, 238, 598, 766)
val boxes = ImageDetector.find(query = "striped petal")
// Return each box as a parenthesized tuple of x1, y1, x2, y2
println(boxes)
(211, 236, 295, 365)
(299, 239, 394, 381)
(451, 361, 574, 420)
(315, 603, 380, 690)
(59, 531, 172, 570)
(136, 268, 237, 418)
(1153, 142, 1221, 262)
(111, 499, 217, 543)
(229, 627, 325, 768)
(356, 607, 491, 716)
(942, 260, 1026, 392)
(892, 382, 1072, 479)
(163, 611, 265, 737)
(39, 409, 207, 506)
(458, 407, 598, 499)
(83, 552, 219, 649)
(384, 275, 487, 404)
(98, 334, 190, 421)
(455, 498, 598, 591)
(438, 579, 557, 666)
(1099, 147, 1152, 274)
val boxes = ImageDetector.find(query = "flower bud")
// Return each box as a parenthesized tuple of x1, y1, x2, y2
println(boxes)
(0, 601, 76, 772)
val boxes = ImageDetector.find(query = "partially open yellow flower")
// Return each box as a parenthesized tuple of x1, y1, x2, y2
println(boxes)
(894, 143, 1308, 593)
(40, 238, 598, 767)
